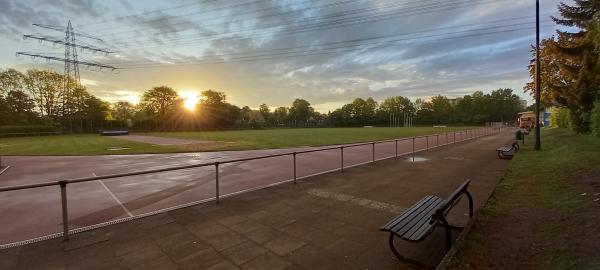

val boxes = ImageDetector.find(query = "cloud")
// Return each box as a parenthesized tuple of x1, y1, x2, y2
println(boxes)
(0, 0, 565, 111)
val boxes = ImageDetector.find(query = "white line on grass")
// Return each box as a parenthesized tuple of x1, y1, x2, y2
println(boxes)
(93, 172, 134, 217)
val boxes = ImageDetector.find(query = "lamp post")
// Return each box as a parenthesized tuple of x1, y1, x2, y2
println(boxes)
(535, 0, 541, 150)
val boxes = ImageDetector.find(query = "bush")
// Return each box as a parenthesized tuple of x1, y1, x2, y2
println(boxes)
(591, 100, 600, 137)
(550, 107, 572, 129)
(0, 125, 58, 135)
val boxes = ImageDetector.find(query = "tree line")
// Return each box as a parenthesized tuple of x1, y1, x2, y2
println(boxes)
(525, 0, 600, 135)
(1, 67, 525, 133)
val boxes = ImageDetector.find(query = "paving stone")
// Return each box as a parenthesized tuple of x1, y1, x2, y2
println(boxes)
(138, 214, 175, 230)
(153, 230, 200, 249)
(245, 226, 282, 244)
(118, 245, 164, 269)
(64, 230, 110, 251)
(286, 245, 346, 270)
(324, 238, 367, 263)
(263, 235, 306, 256)
(221, 240, 269, 265)
(206, 260, 242, 270)
(218, 215, 248, 227)
(146, 222, 187, 240)
(240, 253, 292, 270)
(229, 219, 267, 234)
(187, 222, 230, 239)
(204, 230, 248, 251)
(176, 248, 224, 270)
(112, 236, 154, 257)
(162, 239, 212, 262)
(130, 255, 178, 270)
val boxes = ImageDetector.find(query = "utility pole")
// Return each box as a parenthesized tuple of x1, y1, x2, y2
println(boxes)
(535, 0, 541, 150)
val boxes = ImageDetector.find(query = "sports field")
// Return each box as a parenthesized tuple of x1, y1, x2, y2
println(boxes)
(0, 127, 470, 155)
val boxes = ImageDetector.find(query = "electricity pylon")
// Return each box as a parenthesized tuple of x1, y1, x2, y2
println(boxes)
(17, 20, 117, 132)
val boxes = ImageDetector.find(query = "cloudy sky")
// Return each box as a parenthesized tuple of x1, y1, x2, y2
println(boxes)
(0, 0, 566, 112)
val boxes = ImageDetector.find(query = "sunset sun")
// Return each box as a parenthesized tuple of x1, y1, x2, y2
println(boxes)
(179, 91, 199, 111)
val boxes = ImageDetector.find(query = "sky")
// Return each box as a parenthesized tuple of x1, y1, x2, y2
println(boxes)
(0, 0, 567, 112)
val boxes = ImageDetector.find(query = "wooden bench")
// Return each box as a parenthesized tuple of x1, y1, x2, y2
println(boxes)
(380, 180, 473, 267)
(496, 141, 519, 159)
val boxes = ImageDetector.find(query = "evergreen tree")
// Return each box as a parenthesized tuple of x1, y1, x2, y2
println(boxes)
(527, 1, 600, 132)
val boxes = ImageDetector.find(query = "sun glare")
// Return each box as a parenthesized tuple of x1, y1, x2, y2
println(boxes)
(179, 90, 199, 111)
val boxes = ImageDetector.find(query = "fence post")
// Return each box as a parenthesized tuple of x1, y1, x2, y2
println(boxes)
(426, 136, 429, 151)
(59, 181, 69, 241)
(215, 162, 220, 204)
(446, 133, 448, 145)
(453, 132, 456, 143)
(437, 134, 439, 147)
(412, 137, 415, 162)
(340, 146, 344, 172)
(395, 140, 398, 158)
(293, 152, 297, 184)
(372, 143, 375, 163)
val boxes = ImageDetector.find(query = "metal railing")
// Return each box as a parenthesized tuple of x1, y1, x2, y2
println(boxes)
(0, 127, 506, 242)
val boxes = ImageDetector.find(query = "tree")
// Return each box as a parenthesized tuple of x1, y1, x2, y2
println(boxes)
(24, 69, 63, 118)
(288, 99, 313, 126)
(112, 101, 135, 122)
(0, 68, 25, 95)
(525, 1, 600, 132)
(430, 95, 453, 124)
(141, 86, 179, 119)
(273, 106, 288, 125)
(259, 104, 272, 125)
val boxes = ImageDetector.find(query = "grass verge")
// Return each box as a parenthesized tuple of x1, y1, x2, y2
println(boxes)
(449, 128, 600, 269)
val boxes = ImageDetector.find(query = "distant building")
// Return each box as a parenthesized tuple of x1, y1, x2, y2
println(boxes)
(518, 108, 552, 128)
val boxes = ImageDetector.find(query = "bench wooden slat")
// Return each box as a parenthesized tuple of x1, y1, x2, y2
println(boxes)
(380, 196, 437, 230)
(403, 199, 445, 241)
(383, 196, 440, 234)
(381, 196, 445, 241)
(393, 197, 442, 235)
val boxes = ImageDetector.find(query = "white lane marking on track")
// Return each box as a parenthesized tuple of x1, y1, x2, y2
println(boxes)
(93, 172, 134, 217)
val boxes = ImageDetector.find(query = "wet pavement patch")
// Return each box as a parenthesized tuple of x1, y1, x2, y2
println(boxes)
(407, 156, 428, 162)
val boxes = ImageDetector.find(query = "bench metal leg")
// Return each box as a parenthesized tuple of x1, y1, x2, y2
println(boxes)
(387, 233, 433, 269)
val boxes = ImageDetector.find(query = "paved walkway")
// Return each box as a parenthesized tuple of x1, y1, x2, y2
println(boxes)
(0, 132, 513, 270)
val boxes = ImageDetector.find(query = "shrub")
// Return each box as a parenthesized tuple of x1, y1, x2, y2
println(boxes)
(550, 107, 572, 129)
(591, 100, 600, 137)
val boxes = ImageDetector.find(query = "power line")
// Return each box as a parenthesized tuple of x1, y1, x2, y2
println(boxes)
(106, 0, 500, 51)
(108, 16, 553, 66)
(118, 21, 555, 69)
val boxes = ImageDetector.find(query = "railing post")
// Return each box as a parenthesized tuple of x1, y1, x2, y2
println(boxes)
(412, 137, 415, 162)
(426, 136, 429, 151)
(437, 134, 439, 147)
(215, 162, 220, 204)
(340, 147, 344, 172)
(372, 142, 375, 163)
(446, 133, 448, 145)
(395, 139, 398, 158)
(453, 132, 456, 143)
(59, 181, 69, 241)
(293, 152, 297, 184)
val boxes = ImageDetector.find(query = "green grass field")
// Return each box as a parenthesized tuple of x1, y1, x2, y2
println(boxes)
(0, 127, 469, 155)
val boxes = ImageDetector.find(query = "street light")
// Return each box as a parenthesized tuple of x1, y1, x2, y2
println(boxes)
(535, 0, 541, 150)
